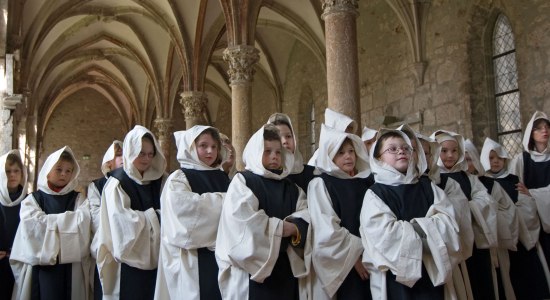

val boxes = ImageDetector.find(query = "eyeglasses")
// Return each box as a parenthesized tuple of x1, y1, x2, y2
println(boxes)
(380, 145, 413, 155)
(534, 124, 550, 131)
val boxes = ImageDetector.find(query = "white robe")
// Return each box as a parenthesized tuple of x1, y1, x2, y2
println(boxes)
(154, 126, 227, 299)
(215, 125, 311, 300)
(95, 125, 166, 299)
(10, 146, 92, 300)
(307, 124, 371, 299)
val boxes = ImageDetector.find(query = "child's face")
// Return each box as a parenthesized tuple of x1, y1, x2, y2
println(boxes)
(489, 150, 505, 173)
(465, 153, 476, 174)
(262, 140, 282, 170)
(378, 137, 410, 174)
(133, 139, 155, 173)
(47, 160, 74, 188)
(440, 140, 459, 169)
(532, 119, 550, 144)
(276, 124, 295, 154)
(333, 141, 356, 176)
(363, 138, 375, 153)
(196, 133, 219, 167)
(420, 140, 431, 161)
(5, 163, 22, 192)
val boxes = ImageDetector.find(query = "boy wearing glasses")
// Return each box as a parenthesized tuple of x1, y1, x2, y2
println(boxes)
(360, 129, 460, 299)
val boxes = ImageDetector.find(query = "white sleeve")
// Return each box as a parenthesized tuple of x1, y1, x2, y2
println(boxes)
(161, 170, 225, 249)
(307, 178, 363, 297)
(443, 178, 475, 260)
(515, 193, 541, 250)
(360, 189, 423, 288)
(413, 183, 461, 286)
(98, 177, 160, 270)
(10, 193, 92, 266)
(468, 175, 498, 249)
(215, 173, 283, 283)
(491, 182, 519, 250)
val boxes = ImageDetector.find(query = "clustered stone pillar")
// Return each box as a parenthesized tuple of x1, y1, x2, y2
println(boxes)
(180, 91, 207, 128)
(322, 0, 361, 131)
(154, 117, 174, 169)
(223, 45, 260, 171)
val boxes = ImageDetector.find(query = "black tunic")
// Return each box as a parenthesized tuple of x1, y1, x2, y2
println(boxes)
(320, 172, 374, 299)
(0, 187, 23, 300)
(370, 177, 444, 300)
(287, 164, 316, 195)
(110, 168, 163, 300)
(180, 168, 230, 300)
(30, 190, 79, 300)
(240, 171, 307, 300)
(439, 171, 495, 300)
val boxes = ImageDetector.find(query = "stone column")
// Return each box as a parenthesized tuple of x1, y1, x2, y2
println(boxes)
(154, 117, 174, 170)
(223, 45, 259, 171)
(322, 0, 361, 130)
(180, 91, 207, 128)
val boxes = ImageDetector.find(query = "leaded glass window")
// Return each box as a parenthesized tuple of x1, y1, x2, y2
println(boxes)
(493, 14, 522, 157)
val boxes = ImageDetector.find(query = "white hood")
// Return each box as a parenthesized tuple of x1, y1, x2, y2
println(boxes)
(122, 125, 166, 184)
(416, 133, 442, 182)
(431, 130, 468, 173)
(266, 112, 305, 174)
(37, 146, 80, 195)
(100, 140, 123, 176)
(0, 150, 28, 206)
(397, 124, 427, 175)
(523, 111, 550, 154)
(314, 124, 370, 179)
(464, 139, 485, 176)
(243, 125, 294, 180)
(370, 129, 418, 185)
(361, 126, 377, 141)
(174, 125, 227, 171)
(480, 137, 510, 173)
(324, 108, 358, 134)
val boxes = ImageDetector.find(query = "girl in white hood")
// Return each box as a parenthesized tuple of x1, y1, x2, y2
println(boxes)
(267, 113, 315, 194)
(215, 124, 310, 300)
(10, 147, 92, 300)
(0, 150, 27, 299)
(431, 130, 498, 300)
(155, 126, 230, 300)
(96, 125, 166, 300)
(361, 129, 460, 300)
(416, 133, 475, 300)
(87, 140, 122, 300)
(307, 124, 373, 299)
(481, 137, 550, 299)
(464, 139, 484, 176)
(510, 111, 550, 271)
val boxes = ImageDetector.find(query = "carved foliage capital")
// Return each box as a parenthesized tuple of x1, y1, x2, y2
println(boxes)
(223, 45, 260, 85)
(180, 91, 208, 120)
(321, 0, 359, 19)
(154, 118, 174, 140)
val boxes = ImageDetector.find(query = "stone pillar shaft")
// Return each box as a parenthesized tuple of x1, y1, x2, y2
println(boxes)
(180, 91, 208, 128)
(322, 0, 361, 130)
(223, 45, 259, 171)
(154, 117, 174, 170)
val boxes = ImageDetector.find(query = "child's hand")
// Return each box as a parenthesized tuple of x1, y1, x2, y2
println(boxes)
(516, 182, 532, 197)
(0, 251, 6, 260)
(354, 257, 369, 280)
(282, 221, 298, 238)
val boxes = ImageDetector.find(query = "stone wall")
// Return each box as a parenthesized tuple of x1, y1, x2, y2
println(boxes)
(41, 88, 126, 192)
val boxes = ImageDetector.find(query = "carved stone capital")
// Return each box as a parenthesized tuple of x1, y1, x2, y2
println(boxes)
(223, 45, 260, 86)
(153, 118, 174, 140)
(321, 0, 359, 19)
(180, 91, 208, 120)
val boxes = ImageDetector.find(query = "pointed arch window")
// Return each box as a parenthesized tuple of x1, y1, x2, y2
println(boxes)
(492, 14, 522, 157)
